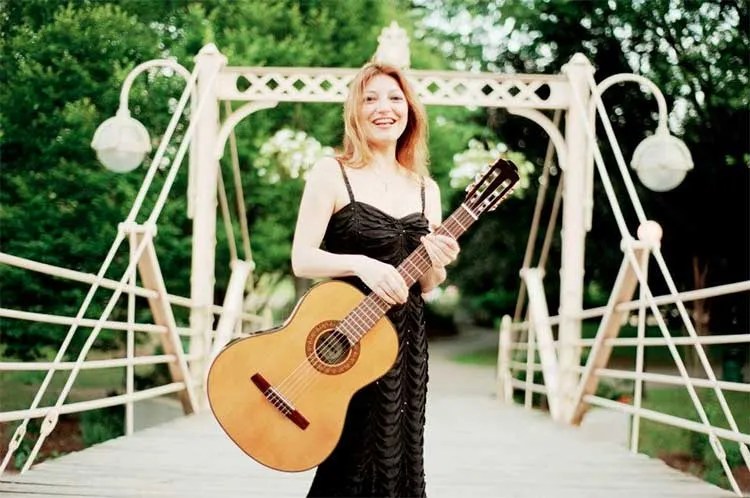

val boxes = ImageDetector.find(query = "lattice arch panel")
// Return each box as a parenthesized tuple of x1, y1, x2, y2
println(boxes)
(215, 67, 570, 109)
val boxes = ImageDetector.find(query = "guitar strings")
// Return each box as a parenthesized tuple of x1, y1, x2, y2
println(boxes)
(272, 210, 474, 405)
(275, 207, 480, 407)
(259, 291, 386, 413)
(277, 255, 425, 406)
(278, 293, 389, 403)
(271, 210, 474, 406)
(253, 170, 516, 417)
(249, 166, 515, 414)
(270, 228, 450, 405)
(257, 171, 517, 415)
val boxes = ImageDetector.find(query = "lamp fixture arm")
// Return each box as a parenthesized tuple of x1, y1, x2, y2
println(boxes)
(119, 59, 194, 115)
(591, 73, 670, 134)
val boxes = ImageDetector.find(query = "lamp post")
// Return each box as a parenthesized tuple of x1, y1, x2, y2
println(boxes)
(590, 73, 694, 194)
(91, 59, 195, 174)
(559, 60, 695, 418)
(90, 47, 227, 407)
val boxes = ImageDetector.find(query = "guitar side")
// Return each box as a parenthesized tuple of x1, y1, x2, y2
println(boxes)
(206, 280, 399, 472)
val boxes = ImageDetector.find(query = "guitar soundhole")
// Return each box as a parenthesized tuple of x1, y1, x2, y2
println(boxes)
(306, 320, 360, 375)
(315, 330, 350, 365)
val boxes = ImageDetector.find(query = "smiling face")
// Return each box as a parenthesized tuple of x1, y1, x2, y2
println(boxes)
(340, 63, 429, 175)
(358, 74, 409, 147)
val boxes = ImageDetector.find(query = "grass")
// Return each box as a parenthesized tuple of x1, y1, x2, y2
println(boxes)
(637, 387, 750, 458)
(0, 361, 144, 412)
(453, 347, 498, 365)
(0, 352, 158, 471)
(636, 387, 750, 491)
(451, 321, 732, 367)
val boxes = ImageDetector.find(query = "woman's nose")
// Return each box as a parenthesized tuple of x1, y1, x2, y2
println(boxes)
(374, 96, 391, 111)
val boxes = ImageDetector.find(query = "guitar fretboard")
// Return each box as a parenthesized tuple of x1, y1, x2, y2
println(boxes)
(338, 203, 478, 343)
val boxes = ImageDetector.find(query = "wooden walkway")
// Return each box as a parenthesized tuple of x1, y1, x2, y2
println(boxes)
(0, 339, 735, 498)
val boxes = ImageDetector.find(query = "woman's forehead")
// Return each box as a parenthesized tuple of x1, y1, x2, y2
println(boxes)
(363, 74, 403, 93)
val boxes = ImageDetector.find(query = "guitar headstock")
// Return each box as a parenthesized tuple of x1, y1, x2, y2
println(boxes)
(463, 157, 519, 216)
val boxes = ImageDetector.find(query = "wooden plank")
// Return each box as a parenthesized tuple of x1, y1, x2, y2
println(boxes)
(134, 232, 196, 414)
(522, 268, 561, 419)
(570, 248, 644, 424)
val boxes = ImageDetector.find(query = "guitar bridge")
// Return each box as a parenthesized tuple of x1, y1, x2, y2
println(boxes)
(250, 373, 309, 430)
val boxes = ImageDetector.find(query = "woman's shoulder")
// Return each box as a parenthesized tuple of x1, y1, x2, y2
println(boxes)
(422, 175, 440, 194)
(311, 155, 341, 172)
(307, 156, 342, 182)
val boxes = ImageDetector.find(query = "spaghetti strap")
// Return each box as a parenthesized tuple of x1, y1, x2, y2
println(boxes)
(337, 160, 356, 203)
(420, 177, 426, 215)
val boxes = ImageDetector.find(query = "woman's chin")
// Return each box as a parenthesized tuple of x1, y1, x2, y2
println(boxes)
(367, 130, 403, 145)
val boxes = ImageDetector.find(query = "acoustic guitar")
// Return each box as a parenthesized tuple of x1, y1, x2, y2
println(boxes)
(207, 157, 519, 472)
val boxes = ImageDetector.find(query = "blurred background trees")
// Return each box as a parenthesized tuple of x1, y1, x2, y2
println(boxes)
(1, 0, 747, 359)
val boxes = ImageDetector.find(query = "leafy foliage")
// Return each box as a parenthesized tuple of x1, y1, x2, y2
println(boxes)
(414, 0, 749, 327)
(3, 0, 745, 362)
(0, 1, 482, 358)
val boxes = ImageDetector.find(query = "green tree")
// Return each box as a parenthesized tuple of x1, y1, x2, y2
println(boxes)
(413, 0, 749, 327)
(0, 3, 171, 359)
(1, 0, 482, 358)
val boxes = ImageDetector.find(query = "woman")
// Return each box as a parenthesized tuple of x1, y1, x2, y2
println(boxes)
(291, 62, 460, 497)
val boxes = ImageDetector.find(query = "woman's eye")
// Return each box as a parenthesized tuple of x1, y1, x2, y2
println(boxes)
(390, 95, 404, 101)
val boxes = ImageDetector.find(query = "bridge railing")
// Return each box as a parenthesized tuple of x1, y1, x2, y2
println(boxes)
(0, 248, 270, 475)
(497, 276, 750, 495)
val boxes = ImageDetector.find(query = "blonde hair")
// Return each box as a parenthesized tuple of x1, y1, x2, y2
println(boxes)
(338, 62, 429, 177)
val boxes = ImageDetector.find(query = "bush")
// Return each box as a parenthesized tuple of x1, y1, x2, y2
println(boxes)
(688, 401, 745, 489)
(79, 402, 124, 447)
(424, 285, 460, 337)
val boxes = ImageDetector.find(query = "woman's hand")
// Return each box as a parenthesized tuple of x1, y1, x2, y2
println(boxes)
(355, 256, 409, 305)
(421, 232, 460, 270)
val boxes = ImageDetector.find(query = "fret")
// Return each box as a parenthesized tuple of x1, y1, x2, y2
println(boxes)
(460, 203, 478, 220)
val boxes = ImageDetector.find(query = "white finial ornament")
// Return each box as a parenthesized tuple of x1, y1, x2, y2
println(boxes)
(373, 21, 411, 69)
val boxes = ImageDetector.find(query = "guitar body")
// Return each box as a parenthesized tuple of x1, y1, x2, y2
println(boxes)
(207, 280, 399, 472)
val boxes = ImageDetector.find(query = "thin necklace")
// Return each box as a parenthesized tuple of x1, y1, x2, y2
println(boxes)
(369, 165, 398, 193)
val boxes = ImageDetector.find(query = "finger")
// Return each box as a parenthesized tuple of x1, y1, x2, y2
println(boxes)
(385, 283, 405, 304)
(421, 236, 438, 266)
(376, 283, 396, 305)
(433, 235, 460, 261)
(435, 234, 458, 252)
(387, 272, 409, 303)
(425, 236, 451, 267)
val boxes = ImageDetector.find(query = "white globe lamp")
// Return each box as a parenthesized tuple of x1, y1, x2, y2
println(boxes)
(631, 127, 693, 192)
(91, 110, 152, 173)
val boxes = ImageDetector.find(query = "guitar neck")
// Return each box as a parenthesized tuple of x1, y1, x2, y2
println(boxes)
(341, 203, 477, 342)
(397, 203, 477, 287)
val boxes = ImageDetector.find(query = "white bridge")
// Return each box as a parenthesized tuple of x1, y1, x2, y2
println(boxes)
(1, 23, 747, 497)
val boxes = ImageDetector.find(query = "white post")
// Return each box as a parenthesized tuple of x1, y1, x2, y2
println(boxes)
(496, 315, 513, 403)
(558, 54, 594, 418)
(188, 44, 227, 406)
(630, 247, 651, 452)
(125, 232, 136, 436)
(208, 259, 253, 365)
(522, 268, 561, 420)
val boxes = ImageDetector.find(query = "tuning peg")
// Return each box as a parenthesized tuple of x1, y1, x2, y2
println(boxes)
(465, 180, 477, 193)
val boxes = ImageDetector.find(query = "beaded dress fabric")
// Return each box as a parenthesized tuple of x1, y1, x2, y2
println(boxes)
(306, 164, 430, 498)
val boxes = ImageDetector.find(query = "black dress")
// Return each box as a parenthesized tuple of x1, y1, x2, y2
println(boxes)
(307, 164, 430, 498)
